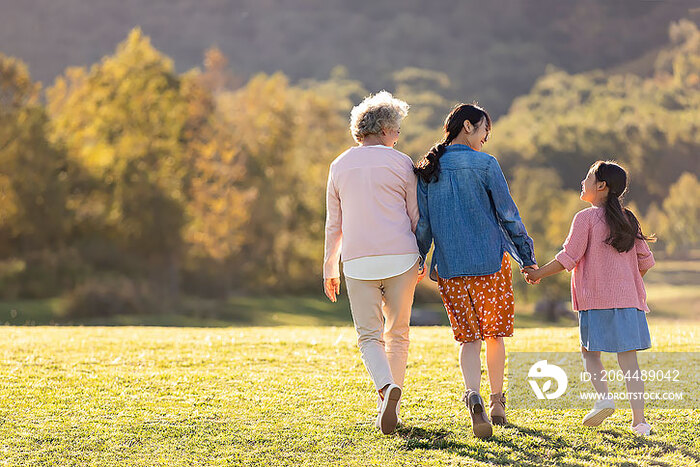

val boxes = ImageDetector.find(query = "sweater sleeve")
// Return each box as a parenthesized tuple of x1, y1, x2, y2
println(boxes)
(635, 237, 656, 271)
(323, 167, 342, 279)
(555, 210, 590, 271)
(405, 170, 419, 233)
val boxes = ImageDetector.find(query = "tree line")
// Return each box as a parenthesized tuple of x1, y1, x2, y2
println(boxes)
(0, 22, 698, 313)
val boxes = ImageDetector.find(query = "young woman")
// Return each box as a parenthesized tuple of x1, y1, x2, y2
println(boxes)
(414, 103, 537, 439)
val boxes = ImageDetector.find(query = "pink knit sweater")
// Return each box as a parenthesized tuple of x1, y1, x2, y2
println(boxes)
(323, 145, 419, 279)
(554, 207, 655, 312)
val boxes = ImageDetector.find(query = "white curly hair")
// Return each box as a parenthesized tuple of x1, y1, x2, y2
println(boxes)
(349, 91, 409, 143)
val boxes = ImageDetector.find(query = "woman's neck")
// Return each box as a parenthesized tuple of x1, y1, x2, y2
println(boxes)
(449, 133, 476, 150)
(360, 135, 388, 147)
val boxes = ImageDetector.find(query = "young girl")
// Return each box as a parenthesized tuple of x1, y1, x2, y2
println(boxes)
(524, 160, 656, 436)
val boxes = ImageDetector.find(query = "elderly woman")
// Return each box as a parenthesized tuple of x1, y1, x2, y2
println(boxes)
(323, 91, 426, 435)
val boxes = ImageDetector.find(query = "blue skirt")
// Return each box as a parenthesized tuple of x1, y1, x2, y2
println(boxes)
(579, 308, 651, 352)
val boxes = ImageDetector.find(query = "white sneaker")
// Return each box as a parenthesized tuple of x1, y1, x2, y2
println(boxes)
(631, 422, 652, 436)
(375, 413, 403, 429)
(376, 384, 401, 434)
(582, 398, 615, 426)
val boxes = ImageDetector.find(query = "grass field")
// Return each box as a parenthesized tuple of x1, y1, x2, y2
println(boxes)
(1, 259, 697, 465)
(1, 324, 698, 466)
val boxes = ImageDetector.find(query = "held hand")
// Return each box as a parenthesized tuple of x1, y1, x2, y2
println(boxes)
(521, 265, 541, 285)
(417, 265, 428, 284)
(323, 278, 341, 302)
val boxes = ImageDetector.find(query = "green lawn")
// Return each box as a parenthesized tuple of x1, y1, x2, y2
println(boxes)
(1, 324, 698, 466)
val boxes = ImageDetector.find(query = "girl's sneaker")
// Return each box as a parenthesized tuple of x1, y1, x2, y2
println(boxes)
(375, 406, 402, 430)
(582, 398, 615, 426)
(631, 422, 652, 436)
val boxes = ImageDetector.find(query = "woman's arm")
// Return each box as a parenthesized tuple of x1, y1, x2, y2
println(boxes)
(406, 171, 420, 233)
(415, 178, 433, 269)
(323, 168, 342, 301)
(486, 158, 536, 267)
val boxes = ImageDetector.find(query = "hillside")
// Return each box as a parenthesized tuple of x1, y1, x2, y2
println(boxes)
(1, 0, 697, 116)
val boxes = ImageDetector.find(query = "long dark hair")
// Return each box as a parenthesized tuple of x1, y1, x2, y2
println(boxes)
(592, 161, 655, 252)
(414, 103, 491, 183)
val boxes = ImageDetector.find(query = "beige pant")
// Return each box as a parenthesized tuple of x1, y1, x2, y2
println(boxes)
(345, 261, 419, 392)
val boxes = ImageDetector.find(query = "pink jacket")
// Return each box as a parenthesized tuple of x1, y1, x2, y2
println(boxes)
(555, 207, 655, 312)
(323, 146, 419, 279)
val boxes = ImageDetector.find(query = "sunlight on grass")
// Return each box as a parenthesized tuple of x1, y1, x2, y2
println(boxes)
(0, 324, 697, 466)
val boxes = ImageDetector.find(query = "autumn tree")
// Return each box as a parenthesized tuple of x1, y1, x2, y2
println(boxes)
(46, 29, 191, 296)
(0, 54, 70, 257)
(219, 73, 349, 290)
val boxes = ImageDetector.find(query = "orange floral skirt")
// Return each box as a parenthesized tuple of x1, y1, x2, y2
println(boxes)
(437, 254, 515, 343)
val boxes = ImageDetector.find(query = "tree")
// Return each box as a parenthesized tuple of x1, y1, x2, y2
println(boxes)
(197, 46, 243, 95)
(219, 73, 350, 290)
(660, 172, 700, 255)
(0, 54, 69, 257)
(178, 68, 255, 294)
(508, 165, 584, 305)
(391, 67, 452, 160)
(46, 29, 190, 296)
(489, 21, 700, 208)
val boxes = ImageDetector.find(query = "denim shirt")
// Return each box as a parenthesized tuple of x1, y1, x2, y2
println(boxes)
(415, 144, 536, 281)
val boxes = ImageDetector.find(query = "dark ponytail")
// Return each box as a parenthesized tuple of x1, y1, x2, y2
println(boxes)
(592, 161, 656, 253)
(414, 103, 491, 183)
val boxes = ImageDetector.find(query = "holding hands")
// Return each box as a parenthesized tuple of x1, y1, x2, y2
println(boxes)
(521, 265, 541, 285)
(521, 259, 565, 285)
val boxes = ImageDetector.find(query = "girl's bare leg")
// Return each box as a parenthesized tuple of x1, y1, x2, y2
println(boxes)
(617, 350, 646, 426)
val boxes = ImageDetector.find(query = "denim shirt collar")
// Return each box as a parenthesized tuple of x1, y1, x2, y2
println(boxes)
(444, 144, 474, 153)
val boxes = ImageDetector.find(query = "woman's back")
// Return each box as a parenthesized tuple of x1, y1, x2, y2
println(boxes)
(324, 145, 419, 278)
(417, 144, 534, 279)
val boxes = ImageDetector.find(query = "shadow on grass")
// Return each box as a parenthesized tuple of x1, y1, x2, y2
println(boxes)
(395, 426, 453, 450)
(393, 422, 698, 466)
(395, 422, 589, 467)
(598, 428, 700, 465)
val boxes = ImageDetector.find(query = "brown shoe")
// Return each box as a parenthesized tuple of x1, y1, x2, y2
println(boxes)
(490, 392, 507, 426)
(463, 390, 493, 439)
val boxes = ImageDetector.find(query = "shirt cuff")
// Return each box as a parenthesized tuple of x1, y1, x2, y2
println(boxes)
(638, 255, 655, 271)
(554, 250, 577, 272)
